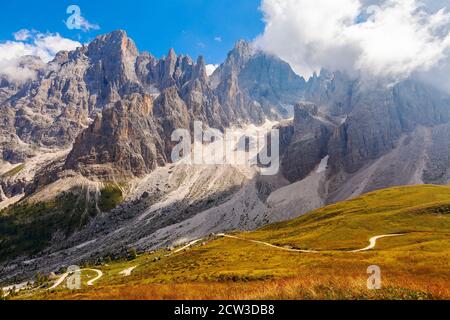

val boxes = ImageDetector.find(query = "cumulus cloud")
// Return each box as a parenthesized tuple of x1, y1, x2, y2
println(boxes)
(255, 0, 450, 82)
(0, 30, 81, 84)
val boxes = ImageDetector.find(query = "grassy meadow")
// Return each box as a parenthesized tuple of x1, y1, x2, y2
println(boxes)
(9, 185, 450, 300)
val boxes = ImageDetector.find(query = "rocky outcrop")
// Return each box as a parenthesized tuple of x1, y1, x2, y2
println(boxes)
(211, 40, 306, 118)
(303, 70, 356, 117)
(65, 94, 166, 178)
(60, 37, 310, 179)
(85, 30, 142, 106)
(327, 79, 450, 178)
(277, 71, 450, 191)
(281, 102, 334, 182)
(1, 33, 308, 177)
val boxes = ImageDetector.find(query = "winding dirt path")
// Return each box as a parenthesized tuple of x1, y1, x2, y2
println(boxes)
(216, 234, 317, 253)
(165, 239, 204, 257)
(350, 234, 404, 252)
(174, 239, 203, 253)
(215, 233, 404, 253)
(8, 233, 405, 295)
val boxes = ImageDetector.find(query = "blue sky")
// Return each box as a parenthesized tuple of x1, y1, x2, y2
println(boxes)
(3, 0, 449, 92)
(0, 0, 264, 64)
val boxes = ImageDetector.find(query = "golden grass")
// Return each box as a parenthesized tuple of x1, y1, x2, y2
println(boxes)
(15, 185, 450, 300)
(33, 271, 448, 300)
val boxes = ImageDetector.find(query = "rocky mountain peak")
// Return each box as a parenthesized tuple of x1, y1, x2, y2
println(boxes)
(85, 30, 141, 105)
(167, 48, 177, 60)
(88, 30, 138, 58)
(232, 40, 253, 59)
(193, 55, 208, 83)
(161, 48, 178, 88)
(209, 40, 255, 86)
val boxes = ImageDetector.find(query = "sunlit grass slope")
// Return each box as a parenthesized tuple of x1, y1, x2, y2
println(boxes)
(17, 185, 450, 300)
(247, 184, 450, 250)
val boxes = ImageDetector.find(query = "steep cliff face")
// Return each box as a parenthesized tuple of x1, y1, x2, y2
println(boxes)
(327, 78, 450, 178)
(277, 71, 450, 202)
(281, 102, 333, 182)
(56, 37, 311, 179)
(303, 70, 356, 117)
(2, 30, 450, 189)
(1, 33, 307, 175)
(1, 48, 91, 149)
(136, 49, 208, 91)
(85, 30, 142, 107)
(65, 94, 166, 178)
(211, 40, 306, 119)
(327, 82, 404, 175)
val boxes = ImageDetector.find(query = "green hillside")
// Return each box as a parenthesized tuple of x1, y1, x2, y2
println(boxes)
(247, 184, 450, 250)
(11, 185, 450, 300)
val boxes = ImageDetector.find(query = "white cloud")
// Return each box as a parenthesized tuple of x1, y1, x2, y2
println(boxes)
(13, 29, 31, 41)
(32, 33, 81, 61)
(255, 0, 450, 82)
(77, 16, 101, 32)
(206, 64, 219, 76)
(0, 30, 81, 84)
(214, 36, 222, 42)
(65, 15, 100, 32)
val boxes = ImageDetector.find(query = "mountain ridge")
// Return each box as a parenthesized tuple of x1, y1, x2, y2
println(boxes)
(1, 30, 450, 283)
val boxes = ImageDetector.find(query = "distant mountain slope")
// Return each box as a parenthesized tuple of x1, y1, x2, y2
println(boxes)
(276, 75, 450, 209)
(0, 31, 305, 181)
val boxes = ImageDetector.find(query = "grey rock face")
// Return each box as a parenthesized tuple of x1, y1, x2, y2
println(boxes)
(1, 30, 450, 197)
(281, 102, 333, 182)
(65, 94, 166, 178)
(303, 70, 356, 117)
(274, 69, 450, 209)
(328, 82, 404, 175)
(85, 30, 142, 106)
(59, 38, 310, 179)
(327, 78, 450, 177)
(2, 34, 308, 179)
(211, 40, 306, 119)
(0, 32, 171, 158)
(1, 48, 93, 149)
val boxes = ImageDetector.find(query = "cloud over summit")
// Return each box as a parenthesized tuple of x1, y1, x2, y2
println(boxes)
(255, 0, 450, 82)
(0, 30, 81, 84)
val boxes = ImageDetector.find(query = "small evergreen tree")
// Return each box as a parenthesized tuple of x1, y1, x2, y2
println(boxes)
(128, 248, 138, 260)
